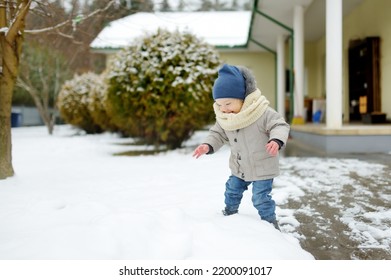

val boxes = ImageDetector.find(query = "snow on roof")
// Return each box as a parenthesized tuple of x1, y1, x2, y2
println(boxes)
(90, 11, 252, 50)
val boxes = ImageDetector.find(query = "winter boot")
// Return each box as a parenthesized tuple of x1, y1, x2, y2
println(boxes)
(222, 208, 238, 216)
(270, 219, 281, 231)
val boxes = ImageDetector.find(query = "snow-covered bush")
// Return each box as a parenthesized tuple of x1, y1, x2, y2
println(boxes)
(57, 72, 102, 133)
(105, 28, 221, 148)
(87, 73, 118, 132)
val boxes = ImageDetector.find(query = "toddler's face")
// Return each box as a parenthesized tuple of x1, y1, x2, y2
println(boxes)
(215, 98, 243, 114)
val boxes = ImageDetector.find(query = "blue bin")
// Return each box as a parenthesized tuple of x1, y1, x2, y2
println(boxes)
(11, 112, 22, 127)
(312, 110, 322, 123)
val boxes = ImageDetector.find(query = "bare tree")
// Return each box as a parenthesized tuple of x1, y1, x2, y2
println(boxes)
(0, 0, 116, 180)
(16, 42, 71, 135)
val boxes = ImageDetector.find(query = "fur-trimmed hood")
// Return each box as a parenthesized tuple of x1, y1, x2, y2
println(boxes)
(237, 66, 257, 98)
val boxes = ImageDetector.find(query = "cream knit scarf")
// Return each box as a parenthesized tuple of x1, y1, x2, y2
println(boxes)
(213, 89, 270, 131)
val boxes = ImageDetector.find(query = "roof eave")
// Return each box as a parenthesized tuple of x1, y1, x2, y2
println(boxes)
(90, 43, 250, 54)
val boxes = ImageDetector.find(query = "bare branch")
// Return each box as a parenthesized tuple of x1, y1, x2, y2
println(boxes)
(55, 29, 84, 45)
(6, 0, 32, 42)
(0, 0, 7, 28)
(25, 0, 116, 34)
(17, 75, 47, 118)
(9, 0, 17, 19)
(16, 76, 33, 93)
(25, 18, 72, 35)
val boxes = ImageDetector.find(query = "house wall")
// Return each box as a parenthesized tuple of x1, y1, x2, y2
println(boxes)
(307, 0, 391, 121)
(11, 106, 43, 127)
(305, 42, 322, 99)
(106, 53, 116, 69)
(219, 51, 276, 108)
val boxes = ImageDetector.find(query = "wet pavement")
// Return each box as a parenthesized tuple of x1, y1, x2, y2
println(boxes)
(280, 139, 391, 260)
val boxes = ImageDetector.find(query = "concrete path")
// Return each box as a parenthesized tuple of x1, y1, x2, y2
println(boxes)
(280, 139, 391, 260)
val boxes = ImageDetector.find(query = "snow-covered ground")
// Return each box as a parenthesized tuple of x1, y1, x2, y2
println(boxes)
(0, 125, 312, 260)
(1, 125, 390, 262)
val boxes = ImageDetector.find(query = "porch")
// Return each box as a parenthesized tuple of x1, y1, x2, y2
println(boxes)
(289, 123, 391, 154)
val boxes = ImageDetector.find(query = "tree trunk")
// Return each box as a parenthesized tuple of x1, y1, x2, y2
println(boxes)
(0, 76, 15, 179)
(0, 2, 14, 179)
(0, 34, 17, 179)
(0, 0, 30, 179)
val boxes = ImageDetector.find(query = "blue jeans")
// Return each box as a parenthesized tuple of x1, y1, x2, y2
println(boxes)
(224, 175, 276, 222)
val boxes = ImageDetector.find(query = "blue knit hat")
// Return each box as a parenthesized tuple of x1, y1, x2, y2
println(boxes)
(213, 64, 246, 100)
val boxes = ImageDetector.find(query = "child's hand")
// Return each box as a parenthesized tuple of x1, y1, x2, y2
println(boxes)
(265, 141, 279, 156)
(193, 144, 210, 159)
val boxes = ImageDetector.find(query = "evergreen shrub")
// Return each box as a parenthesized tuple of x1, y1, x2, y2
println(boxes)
(105, 28, 221, 148)
(57, 72, 102, 133)
(87, 73, 118, 132)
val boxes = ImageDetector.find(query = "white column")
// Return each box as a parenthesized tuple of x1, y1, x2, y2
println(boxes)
(326, 0, 343, 128)
(293, 5, 304, 118)
(277, 35, 286, 118)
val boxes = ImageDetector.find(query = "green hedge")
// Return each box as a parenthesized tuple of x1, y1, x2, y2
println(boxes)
(105, 28, 221, 148)
(57, 72, 102, 134)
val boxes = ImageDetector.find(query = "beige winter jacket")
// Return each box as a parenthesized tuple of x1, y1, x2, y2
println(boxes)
(204, 90, 290, 181)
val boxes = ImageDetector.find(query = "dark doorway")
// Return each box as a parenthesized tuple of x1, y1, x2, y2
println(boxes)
(348, 37, 381, 122)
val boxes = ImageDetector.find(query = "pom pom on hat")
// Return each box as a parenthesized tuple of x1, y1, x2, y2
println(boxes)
(213, 64, 245, 100)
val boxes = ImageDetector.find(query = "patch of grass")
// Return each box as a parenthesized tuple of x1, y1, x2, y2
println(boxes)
(113, 149, 167, 156)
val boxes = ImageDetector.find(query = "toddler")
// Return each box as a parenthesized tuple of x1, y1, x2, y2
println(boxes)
(193, 64, 290, 230)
